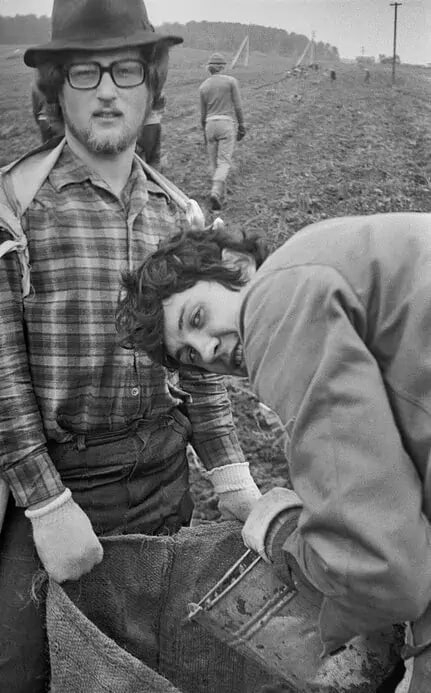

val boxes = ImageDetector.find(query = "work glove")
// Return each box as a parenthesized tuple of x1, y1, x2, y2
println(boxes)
(236, 124, 246, 141)
(206, 462, 261, 522)
(242, 487, 302, 561)
(25, 488, 103, 583)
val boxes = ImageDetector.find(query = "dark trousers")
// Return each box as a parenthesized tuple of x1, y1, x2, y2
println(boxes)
(136, 123, 162, 167)
(0, 410, 193, 693)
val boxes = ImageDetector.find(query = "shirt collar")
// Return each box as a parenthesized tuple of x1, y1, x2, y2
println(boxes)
(49, 144, 170, 203)
(48, 143, 103, 192)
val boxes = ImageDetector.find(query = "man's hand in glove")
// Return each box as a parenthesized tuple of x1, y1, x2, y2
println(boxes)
(207, 462, 261, 522)
(237, 124, 246, 141)
(242, 487, 321, 604)
(25, 489, 103, 583)
(242, 487, 302, 561)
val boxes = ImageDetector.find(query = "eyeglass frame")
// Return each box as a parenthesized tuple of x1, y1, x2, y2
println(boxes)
(64, 59, 147, 91)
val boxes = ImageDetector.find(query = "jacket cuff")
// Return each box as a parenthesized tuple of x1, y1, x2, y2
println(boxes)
(242, 487, 303, 558)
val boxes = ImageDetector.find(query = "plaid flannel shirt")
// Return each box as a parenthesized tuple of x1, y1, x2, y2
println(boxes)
(0, 145, 245, 507)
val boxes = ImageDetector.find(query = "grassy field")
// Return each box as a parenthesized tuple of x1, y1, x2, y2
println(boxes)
(1, 46, 431, 518)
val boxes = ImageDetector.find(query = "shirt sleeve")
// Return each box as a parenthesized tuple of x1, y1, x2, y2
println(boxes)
(242, 265, 431, 653)
(179, 368, 246, 470)
(199, 89, 207, 127)
(230, 78, 244, 125)
(0, 231, 65, 506)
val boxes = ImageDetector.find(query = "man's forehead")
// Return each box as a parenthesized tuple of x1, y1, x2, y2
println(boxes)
(65, 47, 142, 63)
(163, 293, 185, 352)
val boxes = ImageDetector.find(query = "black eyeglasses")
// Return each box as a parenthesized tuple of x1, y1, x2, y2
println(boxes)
(65, 59, 147, 90)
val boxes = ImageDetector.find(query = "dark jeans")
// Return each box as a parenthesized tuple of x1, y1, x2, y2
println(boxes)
(0, 410, 193, 693)
(136, 123, 162, 167)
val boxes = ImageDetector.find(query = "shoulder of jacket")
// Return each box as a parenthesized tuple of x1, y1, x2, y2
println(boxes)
(0, 137, 66, 216)
(135, 155, 206, 231)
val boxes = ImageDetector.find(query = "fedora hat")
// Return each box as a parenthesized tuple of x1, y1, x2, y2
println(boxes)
(24, 0, 183, 68)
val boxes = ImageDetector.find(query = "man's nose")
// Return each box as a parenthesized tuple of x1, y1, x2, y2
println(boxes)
(196, 336, 219, 363)
(96, 72, 117, 99)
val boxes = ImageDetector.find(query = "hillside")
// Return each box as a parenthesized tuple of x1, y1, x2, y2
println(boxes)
(0, 15, 339, 62)
(159, 20, 339, 62)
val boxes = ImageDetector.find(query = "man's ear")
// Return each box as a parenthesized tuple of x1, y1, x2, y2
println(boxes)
(221, 248, 256, 280)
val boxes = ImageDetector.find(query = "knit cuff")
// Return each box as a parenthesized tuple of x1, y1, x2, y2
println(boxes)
(206, 463, 256, 493)
(25, 488, 72, 520)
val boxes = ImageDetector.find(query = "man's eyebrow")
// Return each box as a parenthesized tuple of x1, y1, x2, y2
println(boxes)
(173, 306, 185, 363)
(178, 306, 185, 332)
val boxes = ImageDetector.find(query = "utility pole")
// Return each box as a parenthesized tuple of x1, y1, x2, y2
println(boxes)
(390, 2, 402, 84)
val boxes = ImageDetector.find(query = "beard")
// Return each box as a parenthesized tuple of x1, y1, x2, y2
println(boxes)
(62, 106, 150, 156)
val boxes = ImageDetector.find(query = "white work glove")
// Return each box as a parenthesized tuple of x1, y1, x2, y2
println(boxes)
(25, 489, 103, 583)
(206, 462, 262, 522)
(242, 487, 303, 560)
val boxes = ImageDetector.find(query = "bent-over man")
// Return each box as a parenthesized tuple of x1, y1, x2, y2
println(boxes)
(117, 214, 431, 693)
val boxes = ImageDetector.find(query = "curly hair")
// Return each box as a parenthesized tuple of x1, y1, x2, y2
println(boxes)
(34, 41, 171, 125)
(116, 226, 269, 368)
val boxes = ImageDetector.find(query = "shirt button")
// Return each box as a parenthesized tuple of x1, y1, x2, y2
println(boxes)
(131, 387, 140, 397)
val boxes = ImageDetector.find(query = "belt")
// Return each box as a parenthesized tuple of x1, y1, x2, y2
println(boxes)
(56, 405, 189, 452)
(206, 114, 234, 122)
(74, 425, 141, 451)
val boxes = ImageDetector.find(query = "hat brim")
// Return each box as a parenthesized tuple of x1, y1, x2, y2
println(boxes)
(24, 31, 183, 67)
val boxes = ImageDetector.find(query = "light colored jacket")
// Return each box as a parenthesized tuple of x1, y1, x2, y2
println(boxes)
(241, 213, 431, 652)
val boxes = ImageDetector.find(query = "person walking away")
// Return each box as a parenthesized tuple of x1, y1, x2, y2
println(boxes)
(117, 214, 431, 693)
(0, 2, 260, 691)
(136, 46, 169, 168)
(31, 81, 64, 142)
(136, 92, 166, 168)
(199, 52, 246, 211)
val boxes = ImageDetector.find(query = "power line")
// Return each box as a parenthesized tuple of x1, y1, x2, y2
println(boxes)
(389, 2, 402, 84)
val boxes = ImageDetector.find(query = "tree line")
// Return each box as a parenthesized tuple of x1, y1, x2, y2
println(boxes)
(0, 15, 339, 63)
(159, 21, 339, 62)
(0, 15, 50, 45)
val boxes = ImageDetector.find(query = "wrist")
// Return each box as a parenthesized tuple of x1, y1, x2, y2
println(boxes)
(241, 487, 302, 558)
(207, 462, 257, 493)
(265, 507, 301, 562)
(25, 488, 72, 519)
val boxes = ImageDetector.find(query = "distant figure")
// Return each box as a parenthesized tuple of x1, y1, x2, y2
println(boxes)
(136, 45, 169, 169)
(364, 69, 370, 84)
(199, 52, 246, 211)
(136, 93, 166, 168)
(31, 82, 64, 142)
(330, 69, 337, 82)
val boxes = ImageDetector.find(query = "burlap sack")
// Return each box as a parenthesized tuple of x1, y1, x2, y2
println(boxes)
(47, 521, 288, 693)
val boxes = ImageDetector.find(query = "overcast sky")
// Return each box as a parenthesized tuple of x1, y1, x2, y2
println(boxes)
(1, 0, 429, 64)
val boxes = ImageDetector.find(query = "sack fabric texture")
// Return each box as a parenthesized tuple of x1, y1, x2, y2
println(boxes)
(46, 521, 287, 693)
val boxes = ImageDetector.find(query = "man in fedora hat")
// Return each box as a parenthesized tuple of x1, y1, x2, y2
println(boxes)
(0, 1, 259, 690)
(199, 52, 246, 210)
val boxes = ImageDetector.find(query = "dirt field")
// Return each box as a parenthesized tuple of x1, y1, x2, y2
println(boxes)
(160, 49, 431, 518)
(1, 46, 431, 522)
